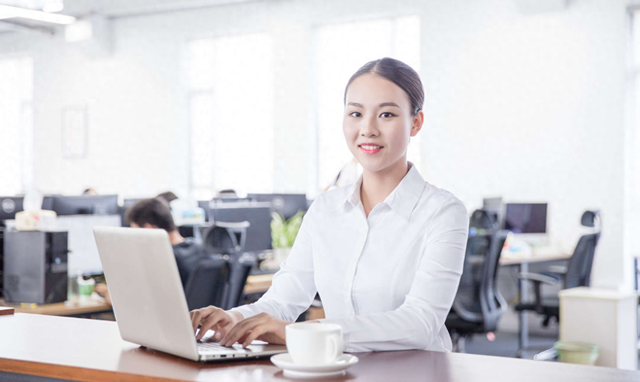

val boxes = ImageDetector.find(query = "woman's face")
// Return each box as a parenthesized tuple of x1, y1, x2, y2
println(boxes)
(343, 73, 423, 175)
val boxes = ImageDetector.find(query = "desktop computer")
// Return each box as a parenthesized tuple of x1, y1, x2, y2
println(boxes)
(3, 230, 68, 304)
(503, 203, 547, 234)
(44, 195, 119, 216)
(0, 196, 25, 297)
(205, 202, 273, 252)
(247, 193, 308, 220)
(53, 214, 121, 275)
(502, 203, 549, 247)
(0, 196, 24, 223)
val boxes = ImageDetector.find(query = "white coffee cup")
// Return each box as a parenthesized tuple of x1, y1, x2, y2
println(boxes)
(285, 323, 343, 366)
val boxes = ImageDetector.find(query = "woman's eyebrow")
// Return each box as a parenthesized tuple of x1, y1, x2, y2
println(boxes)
(347, 102, 401, 108)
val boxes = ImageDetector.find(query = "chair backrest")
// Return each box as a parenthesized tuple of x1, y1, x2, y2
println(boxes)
(479, 230, 509, 332)
(221, 252, 257, 310)
(451, 209, 508, 332)
(184, 256, 230, 311)
(565, 233, 599, 289)
(564, 211, 601, 289)
(201, 222, 249, 255)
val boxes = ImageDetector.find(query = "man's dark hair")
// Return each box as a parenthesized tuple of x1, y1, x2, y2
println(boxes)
(156, 191, 178, 204)
(126, 198, 177, 232)
(344, 57, 424, 116)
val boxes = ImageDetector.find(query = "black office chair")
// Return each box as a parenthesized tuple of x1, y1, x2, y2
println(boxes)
(514, 210, 602, 327)
(199, 221, 258, 310)
(221, 252, 257, 310)
(184, 256, 230, 311)
(446, 210, 509, 352)
(201, 221, 249, 255)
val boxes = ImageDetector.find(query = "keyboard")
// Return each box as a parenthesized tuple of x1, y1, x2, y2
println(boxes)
(197, 341, 246, 353)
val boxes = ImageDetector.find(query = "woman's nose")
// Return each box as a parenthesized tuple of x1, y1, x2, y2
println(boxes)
(360, 119, 380, 137)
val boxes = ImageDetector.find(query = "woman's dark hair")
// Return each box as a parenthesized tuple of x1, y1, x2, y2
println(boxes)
(344, 57, 424, 116)
(126, 198, 177, 232)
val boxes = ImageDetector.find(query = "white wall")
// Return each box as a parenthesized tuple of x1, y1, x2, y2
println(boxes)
(0, 0, 632, 288)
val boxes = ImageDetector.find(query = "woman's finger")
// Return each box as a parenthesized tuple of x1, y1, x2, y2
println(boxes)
(190, 310, 204, 333)
(221, 315, 264, 346)
(196, 310, 228, 340)
(212, 322, 229, 341)
(241, 324, 268, 347)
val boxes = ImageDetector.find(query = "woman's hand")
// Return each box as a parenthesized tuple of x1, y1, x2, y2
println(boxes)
(189, 306, 243, 341)
(220, 312, 291, 348)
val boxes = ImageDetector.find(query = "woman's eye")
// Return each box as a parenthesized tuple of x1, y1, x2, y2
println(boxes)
(380, 112, 395, 118)
(349, 111, 361, 117)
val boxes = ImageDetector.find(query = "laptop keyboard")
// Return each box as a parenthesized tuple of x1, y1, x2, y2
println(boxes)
(197, 341, 246, 353)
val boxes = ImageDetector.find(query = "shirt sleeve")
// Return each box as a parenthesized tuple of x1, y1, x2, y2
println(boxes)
(319, 198, 468, 352)
(230, 204, 317, 322)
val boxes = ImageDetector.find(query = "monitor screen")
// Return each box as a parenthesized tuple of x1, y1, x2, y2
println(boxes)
(503, 203, 547, 234)
(210, 204, 272, 252)
(247, 193, 308, 220)
(48, 195, 119, 216)
(0, 197, 24, 221)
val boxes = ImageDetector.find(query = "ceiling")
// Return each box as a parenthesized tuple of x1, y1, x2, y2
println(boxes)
(59, 0, 257, 18)
(0, 0, 259, 34)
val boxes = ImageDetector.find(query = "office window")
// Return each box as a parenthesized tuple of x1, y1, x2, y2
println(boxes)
(0, 56, 33, 195)
(314, 16, 421, 192)
(629, 12, 640, 267)
(187, 33, 273, 200)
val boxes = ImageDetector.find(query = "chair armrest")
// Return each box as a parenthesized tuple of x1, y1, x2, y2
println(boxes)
(545, 265, 568, 275)
(451, 300, 483, 323)
(518, 272, 560, 285)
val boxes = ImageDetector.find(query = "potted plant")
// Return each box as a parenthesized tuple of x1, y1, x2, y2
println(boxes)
(271, 211, 304, 264)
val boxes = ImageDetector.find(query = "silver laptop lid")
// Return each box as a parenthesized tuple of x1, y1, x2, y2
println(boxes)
(93, 227, 200, 361)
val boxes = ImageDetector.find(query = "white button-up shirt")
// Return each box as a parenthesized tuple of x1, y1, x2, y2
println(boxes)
(232, 164, 469, 352)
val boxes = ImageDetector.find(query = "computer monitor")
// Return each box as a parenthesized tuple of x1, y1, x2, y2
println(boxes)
(123, 198, 144, 207)
(209, 203, 273, 252)
(0, 197, 24, 222)
(47, 195, 119, 216)
(503, 203, 547, 234)
(247, 193, 308, 220)
(54, 214, 122, 274)
(198, 198, 253, 221)
(212, 197, 252, 204)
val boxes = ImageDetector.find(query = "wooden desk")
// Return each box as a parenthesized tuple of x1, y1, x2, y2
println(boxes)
(0, 299, 112, 317)
(1, 313, 638, 382)
(0, 273, 271, 318)
(244, 274, 274, 295)
(500, 252, 572, 266)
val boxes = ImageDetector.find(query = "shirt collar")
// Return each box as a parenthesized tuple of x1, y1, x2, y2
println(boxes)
(342, 162, 426, 221)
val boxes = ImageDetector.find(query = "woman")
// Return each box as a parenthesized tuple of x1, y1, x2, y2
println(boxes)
(190, 57, 469, 352)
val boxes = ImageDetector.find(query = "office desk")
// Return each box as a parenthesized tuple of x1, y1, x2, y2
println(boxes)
(1, 313, 638, 382)
(499, 253, 573, 356)
(244, 274, 275, 295)
(0, 299, 112, 317)
(0, 274, 270, 317)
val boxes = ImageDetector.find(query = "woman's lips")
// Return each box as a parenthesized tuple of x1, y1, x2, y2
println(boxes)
(358, 144, 383, 155)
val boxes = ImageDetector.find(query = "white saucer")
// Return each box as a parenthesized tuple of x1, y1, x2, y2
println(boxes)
(270, 353, 358, 378)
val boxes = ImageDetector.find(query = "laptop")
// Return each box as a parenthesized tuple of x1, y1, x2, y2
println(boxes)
(93, 226, 287, 362)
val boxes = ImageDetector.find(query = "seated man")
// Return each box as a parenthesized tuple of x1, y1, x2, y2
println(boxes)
(95, 198, 210, 304)
(126, 198, 209, 287)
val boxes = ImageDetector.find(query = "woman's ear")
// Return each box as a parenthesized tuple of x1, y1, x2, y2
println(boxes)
(410, 110, 424, 137)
